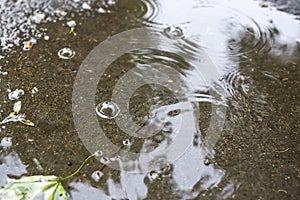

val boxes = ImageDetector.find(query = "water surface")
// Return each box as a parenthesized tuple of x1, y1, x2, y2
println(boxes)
(0, 0, 299, 199)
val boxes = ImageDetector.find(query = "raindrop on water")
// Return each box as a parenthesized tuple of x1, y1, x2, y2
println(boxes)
(95, 101, 120, 119)
(164, 26, 184, 39)
(58, 47, 75, 59)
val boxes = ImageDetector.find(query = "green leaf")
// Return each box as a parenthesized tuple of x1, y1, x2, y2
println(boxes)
(0, 175, 68, 200)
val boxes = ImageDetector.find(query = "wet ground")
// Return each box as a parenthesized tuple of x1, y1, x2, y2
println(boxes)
(0, 0, 299, 199)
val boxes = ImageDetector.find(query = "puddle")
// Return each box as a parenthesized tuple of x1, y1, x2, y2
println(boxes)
(0, 0, 299, 199)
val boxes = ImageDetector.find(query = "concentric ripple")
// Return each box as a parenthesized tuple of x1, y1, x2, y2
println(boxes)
(222, 68, 253, 104)
(124, 0, 276, 59)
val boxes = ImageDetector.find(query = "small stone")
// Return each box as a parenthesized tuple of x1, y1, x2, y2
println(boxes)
(44, 35, 50, 41)
(82, 2, 91, 10)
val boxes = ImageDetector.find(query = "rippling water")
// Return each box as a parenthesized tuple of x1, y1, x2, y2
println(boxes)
(0, 0, 299, 199)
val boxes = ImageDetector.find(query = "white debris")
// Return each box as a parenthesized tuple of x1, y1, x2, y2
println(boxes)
(67, 20, 76, 28)
(1, 137, 12, 147)
(33, 158, 43, 171)
(8, 89, 24, 100)
(0, 71, 7, 75)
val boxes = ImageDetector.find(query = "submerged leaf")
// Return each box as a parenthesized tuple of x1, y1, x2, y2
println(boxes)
(0, 175, 68, 200)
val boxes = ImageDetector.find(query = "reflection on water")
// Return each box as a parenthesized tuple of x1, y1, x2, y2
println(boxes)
(0, 152, 27, 186)
(0, 0, 299, 199)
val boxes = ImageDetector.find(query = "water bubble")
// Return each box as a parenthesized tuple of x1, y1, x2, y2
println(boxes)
(100, 157, 111, 164)
(154, 134, 165, 143)
(122, 139, 132, 147)
(91, 170, 104, 182)
(94, 150, 103, 157)
(164, 26, 184, 39)
(148, 112, 156, 119)
(155, 162, 172, 176)
(110, 155, 121, 162)
(162, 122, 173, 133)
(95, 101, 120, 119)
(58, 47, 75, 59)
(31, 87, 38, 95)
(204, 158, 211, 166)
(1, 137, 12, 147)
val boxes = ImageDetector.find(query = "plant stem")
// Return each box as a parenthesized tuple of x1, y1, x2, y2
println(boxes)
(60, 153, 95, 181)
